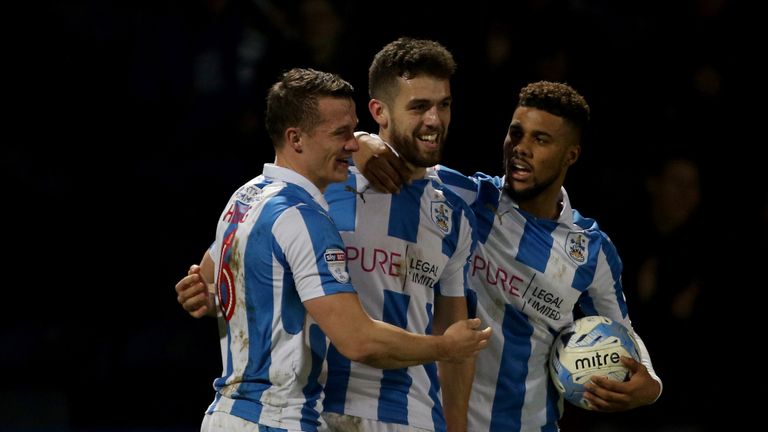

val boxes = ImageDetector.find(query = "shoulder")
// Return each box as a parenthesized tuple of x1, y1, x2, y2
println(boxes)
(571, 209, 620, 257)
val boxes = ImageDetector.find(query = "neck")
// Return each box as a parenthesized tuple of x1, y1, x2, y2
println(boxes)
(512, 188, 563, 220)
(274, 154, 326, 192)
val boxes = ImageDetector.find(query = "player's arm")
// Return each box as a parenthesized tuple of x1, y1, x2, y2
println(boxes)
(353, 131, 412, 193)
(304, 293, 490, 369)
(175, 249, 216, 318)
(580, 237, 662, 411)
(582, 326, 662, 411)
(433, 295, 475, 432)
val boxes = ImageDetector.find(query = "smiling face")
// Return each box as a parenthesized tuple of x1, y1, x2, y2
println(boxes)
(372, 75, 451, 170)
(503, 106, 580, 217)
(296, 96, 359, 190)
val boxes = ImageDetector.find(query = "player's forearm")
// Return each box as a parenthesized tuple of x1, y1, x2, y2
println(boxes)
(348, 320, 449, 369)
(439, 357, 475, 432)
(631, 329, 663, 401)
(352, 131, 381, 171)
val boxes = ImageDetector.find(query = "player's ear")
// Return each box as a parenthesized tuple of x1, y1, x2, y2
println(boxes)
(286, 127, 303, 153)
(369, 99, 388, 128)
(565, 144, 580, 167)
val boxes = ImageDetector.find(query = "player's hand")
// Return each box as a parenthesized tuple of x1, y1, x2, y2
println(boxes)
(440, 318, 492, 363)
(583, 357, 662, 412)
(355, 134, 412, 193)
(175, 264, 215, 318)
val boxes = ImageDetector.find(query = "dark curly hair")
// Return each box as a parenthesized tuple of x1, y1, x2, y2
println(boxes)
(368, 37, 456, 103)
(518, 81, 590, 141)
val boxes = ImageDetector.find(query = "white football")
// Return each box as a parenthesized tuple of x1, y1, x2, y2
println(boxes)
(549, 315, 639, 410)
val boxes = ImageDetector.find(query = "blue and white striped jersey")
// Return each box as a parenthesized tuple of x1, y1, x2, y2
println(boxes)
(207, 164, 356, 431)
(321, 167, 476, 431)
(435, 166, 658, 432)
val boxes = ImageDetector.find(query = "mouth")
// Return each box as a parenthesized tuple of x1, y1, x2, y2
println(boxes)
(336, 156, 351, 168)
(508, 158, 531, 180)
(417, 133, 439, 150)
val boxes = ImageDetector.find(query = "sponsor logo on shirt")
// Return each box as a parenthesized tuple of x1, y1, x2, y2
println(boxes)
(345, 246, 441, 290)
(324, 248, 350, 283)
(471, 254, 564, 321)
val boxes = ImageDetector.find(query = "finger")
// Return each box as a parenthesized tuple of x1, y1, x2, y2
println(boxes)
(190, 304, 210, 319)
(589, 375, 623, 392)
(182, 291, 210, 312)
(374, 160, 404, 192)
(621, 356, 641, 373)
(391, 157, 414, 184)
(175, 274, 199, 296)
(363, 161, 398, 193)
(583, 391, 613, 412)
(370, 170, 400, 193)
(177, 279, 207, 304)
(466, 318, 481, 329)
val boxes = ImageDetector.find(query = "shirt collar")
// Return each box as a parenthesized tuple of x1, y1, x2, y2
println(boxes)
(262, 163, 330, 210)
(499, 175, 574, 225)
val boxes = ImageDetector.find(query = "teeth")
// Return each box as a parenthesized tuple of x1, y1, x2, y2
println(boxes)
(419, 134, 437, 141)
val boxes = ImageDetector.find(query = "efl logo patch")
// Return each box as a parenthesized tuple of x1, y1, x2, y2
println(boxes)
(431, 201, 452, 234)
(324, 248, 350, 283)
(565, 232, 588, 264)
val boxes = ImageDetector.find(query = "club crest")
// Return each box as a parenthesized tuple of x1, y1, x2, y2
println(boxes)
(431, 201, 452, 234)
(565, 232, 588, 264)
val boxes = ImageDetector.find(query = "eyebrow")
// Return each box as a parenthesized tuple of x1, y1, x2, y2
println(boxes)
(406, 95, 452, 108)
(509, 122, 553, 139)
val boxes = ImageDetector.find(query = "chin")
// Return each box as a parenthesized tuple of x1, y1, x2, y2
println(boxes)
(332, 171, 349, 183)
(505, 183, 534, 201)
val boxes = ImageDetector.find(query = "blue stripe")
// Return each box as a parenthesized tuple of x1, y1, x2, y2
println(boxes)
(326, 176, 357, 232)
(471, 179, 501, 244)
(516, 214, 557, 273)
(297, 202, 355, 296)
(435, 165, 475, 189)
(543, 376, 561, 431)
(323, 344, 351, 414)
(572, 232, 601, 292)
(438, 182, 467, 258)
(228, 199, 285, 413)
(258, 425, 288, 432)
(231, 399, 265, 426)
(489, 305, 534, 432)
(572, 209, 598, 231)
(300, 323, 327, 429)
(579, 291, 598, 316)
(378, 290, 412, 424)
(601, 235, 628, 317)
(424, 302, 446, 432)
(388, 181, 426, 242)
(465, 288, 478, 319)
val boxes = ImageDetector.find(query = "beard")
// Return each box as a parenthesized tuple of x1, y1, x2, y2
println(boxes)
(503, 169, 559, 203)
(389, 120, 445, 168)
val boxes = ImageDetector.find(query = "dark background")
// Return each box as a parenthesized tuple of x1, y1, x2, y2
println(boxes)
(3, 0, 760, 430)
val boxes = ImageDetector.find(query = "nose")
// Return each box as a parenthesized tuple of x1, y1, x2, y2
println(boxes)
(344, 136, 359, 152)
(511, 136, 532, 157)
(423, 106, 440, 127)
